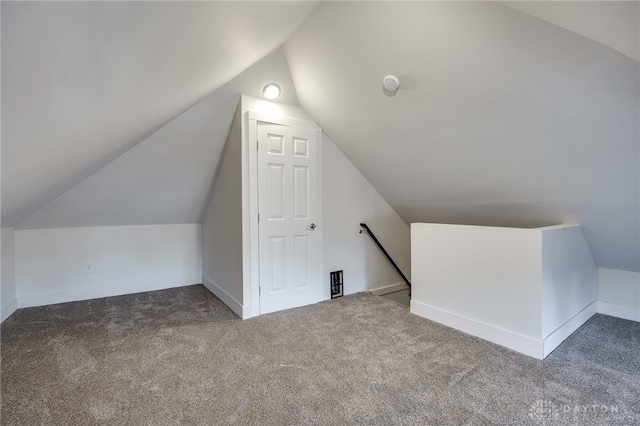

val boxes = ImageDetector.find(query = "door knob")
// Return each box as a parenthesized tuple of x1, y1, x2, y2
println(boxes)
(308, 223, 317, 230)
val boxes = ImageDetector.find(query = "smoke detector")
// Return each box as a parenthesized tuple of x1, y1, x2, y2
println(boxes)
(383, 75, 400, 91)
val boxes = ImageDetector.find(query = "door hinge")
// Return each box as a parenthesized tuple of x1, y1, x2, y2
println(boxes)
(258, 213, 260, 223)
(259, 286, 261, 295)
(257, 140, 259, 150)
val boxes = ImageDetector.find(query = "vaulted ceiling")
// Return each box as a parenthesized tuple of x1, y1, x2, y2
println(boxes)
(14, 47, 300, 229)
(1, 1, 318, 226)
(284, 1, 639, 272)
(2, 2, 638, 272)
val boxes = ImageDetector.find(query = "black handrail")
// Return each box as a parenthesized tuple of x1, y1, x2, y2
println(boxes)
(359, 223, 411, 288)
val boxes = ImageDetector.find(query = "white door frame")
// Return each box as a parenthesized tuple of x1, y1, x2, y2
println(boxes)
(245, 111, 323, 318)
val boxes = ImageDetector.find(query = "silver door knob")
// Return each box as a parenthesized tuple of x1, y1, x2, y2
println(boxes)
(308, 223, 317, 230)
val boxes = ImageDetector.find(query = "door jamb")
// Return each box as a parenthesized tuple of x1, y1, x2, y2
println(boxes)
(245, 111, 323, 318)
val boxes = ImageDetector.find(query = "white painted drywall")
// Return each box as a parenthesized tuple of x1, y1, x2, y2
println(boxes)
(598, 268, 640, 309)
(1, 1, 319, 227)
(411, 223, 543, 340)
(500, 1, 639, 61)
(286, 1, 640, 273)
(203, 95, 411, 317)
(202, 105, 244, 316)
(541, 225, 597, 338)
(14, 224, 201, 308)
(322, 134, 411, 294)
(411, 223, 605, 358)
(598, 268, 640, 322)
(241, 95, 315, 125)
(241, 96, 411, 305)
(1, 228, 17, 322)
(15, 48, 301, 230)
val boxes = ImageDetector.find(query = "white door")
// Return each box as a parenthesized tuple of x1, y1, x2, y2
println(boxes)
(258, 123, 322, 314)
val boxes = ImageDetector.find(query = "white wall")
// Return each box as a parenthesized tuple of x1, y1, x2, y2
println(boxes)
(411, 223, 543, 341)
(240, 95, 411, 294)
(541, 225, 597, 338)
(2, 2, 318, 227)
(411, 223, 599, 359)
(14, 224, 201, 308)
(202, 105, 244, 317)
(286, 1, 640, 274)
(501, 1, 639, 61)
(241, 95, 315, 124)
(15, 48, 301, 230)
(1, 228, 17, 321)
(203, 95, 411, 318)
(242, 96, 411, 305)
(598, 268, 640, 322)
(322, 134, 410, 294)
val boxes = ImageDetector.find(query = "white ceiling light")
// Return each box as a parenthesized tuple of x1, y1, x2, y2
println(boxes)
(383, 75, 400, 91)
(262, 83, 281, 100)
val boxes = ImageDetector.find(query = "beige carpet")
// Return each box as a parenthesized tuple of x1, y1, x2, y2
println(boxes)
(2, 285, 639, 425)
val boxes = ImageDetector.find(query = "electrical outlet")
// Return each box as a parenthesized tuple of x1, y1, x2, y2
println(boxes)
(84, 262, 94, 273)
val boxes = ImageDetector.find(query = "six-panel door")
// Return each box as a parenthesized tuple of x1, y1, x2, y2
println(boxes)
(257, 123, 321, 314)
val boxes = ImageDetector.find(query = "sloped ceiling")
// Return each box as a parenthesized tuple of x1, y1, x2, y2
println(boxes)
(500, 1, 639, 62)
(1, 1, 318, 227)
(284, 1, 639, 271)
(15, 48, 299, 229)
(2, 1, 639, 273)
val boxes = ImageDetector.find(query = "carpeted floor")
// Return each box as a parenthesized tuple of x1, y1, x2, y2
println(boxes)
(1, 285, 638, 425)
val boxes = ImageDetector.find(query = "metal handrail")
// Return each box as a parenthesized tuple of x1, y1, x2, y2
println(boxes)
(359, 223, 411, 288)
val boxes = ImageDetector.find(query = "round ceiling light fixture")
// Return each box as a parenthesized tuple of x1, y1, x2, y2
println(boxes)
(383, 75, 400, 91)
(262, 83, 281, 100)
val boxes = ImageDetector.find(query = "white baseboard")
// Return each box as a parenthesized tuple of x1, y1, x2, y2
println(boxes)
(202, 275, 249, 319)
(410, 300, 544, 359)
(597, 301, 640, 322)
(17, 276, 202, 310)
(370, 282, 409, 296)
(1, 297, 18, 323)
(542, 301, 596, 358)
(411, 300, 601, 360)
